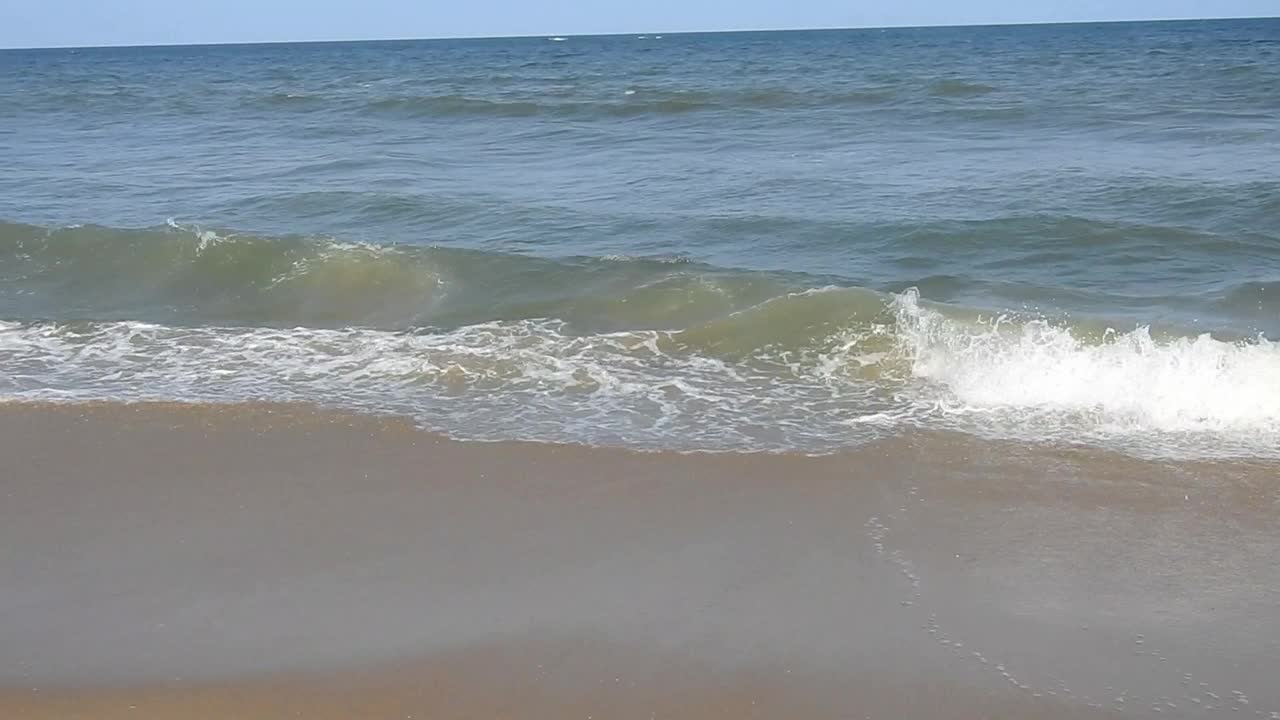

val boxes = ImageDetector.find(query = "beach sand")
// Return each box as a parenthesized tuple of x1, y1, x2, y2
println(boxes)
(1, 402, 1277, 719)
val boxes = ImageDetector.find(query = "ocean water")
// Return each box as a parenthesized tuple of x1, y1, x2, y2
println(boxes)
(1, 19, 1278, 457)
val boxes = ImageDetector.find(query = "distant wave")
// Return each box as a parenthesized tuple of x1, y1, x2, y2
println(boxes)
(252, 91, 326, 107)
(928, 79, 997, 98)
(367, 95, 544, 117)
(218, 87, 902, 121)
(1219, 63, 1261, 76)
(359, 88, 899, 118)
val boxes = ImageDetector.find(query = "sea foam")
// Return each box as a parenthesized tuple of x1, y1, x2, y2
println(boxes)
(894, 289, 1280, 448)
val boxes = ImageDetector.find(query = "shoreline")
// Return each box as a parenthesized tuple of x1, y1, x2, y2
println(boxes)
(2, 401, 1277, 718)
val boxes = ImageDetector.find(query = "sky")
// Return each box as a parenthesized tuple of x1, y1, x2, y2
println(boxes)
(1, 0, 1277, 48)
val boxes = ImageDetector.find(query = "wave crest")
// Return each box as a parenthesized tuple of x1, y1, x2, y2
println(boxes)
(894, 289, 1280, 451)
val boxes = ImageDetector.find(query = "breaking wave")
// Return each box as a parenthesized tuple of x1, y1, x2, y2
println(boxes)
(1, 222, 1276, 459)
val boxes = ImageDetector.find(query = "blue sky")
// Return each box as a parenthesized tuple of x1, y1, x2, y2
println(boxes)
(2, 1, 1276, 48)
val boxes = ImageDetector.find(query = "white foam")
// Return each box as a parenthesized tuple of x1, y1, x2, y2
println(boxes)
(599, 253, 689, 264)
(0, 319, 894, 452)
(165, 217, 226, 252)
(4, 291, 1278, 457)
(894, 289, 1280, 454)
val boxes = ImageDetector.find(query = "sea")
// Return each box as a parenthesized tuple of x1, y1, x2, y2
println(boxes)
(1, 18, 1278, 458)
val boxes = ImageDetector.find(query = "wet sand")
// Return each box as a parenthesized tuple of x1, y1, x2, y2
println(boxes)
(1, 402, 1277, 719)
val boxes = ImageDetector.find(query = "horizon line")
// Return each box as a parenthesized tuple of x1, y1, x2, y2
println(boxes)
(1, 14, 1275, 52)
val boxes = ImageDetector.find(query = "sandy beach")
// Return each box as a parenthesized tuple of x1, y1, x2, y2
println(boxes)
(1, 402, 1276, 719)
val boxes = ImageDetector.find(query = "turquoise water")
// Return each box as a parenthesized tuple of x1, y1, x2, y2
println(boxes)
(1, 20, 1278, 455)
